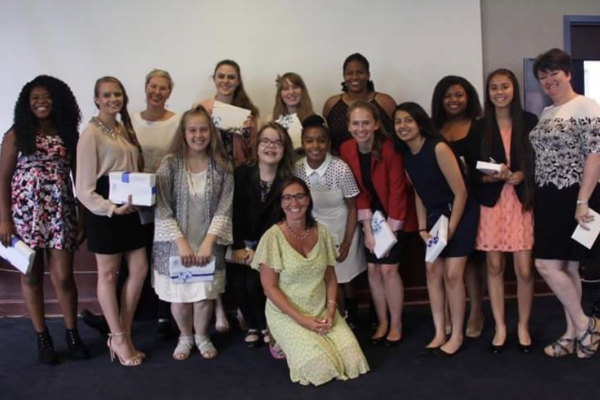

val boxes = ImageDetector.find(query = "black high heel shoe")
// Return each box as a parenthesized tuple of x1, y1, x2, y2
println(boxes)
(37, 330, 58, 365)
(81, 309, 109, 338)
(370, 336, 385, 346)
(66, 328, 91, 360)
(490, 343, 505, 354)
(519, 342, 533, 354)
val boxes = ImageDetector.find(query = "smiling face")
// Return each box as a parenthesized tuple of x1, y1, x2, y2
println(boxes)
(537, 69, 572, 102)
(184, 114, 211, 155)
(343, 60, 370, 93)
(145, 76, 172, 108)
(348, 107, 378, 148)
(488, 73, 514, 110)
(302, 126, 329, 166)
(280, 78, 302, 110)
(280, 182, 310, 222)
(29, 86, 52, 120)
(95, 81, 124, 116)
(443, 84, 468, 117)
(257, 127, 285, 166)
(213, 64, 240, 100)
(394, 110, 421, 144)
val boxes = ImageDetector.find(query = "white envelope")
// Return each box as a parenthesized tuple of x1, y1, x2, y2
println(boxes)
(212, 101, 251, 132)
(279, 113, 303, 149)
(169, 256, 215, 283)
(476, 161, 502, 175)
(330, 233, 341, 257)
(371, 211, 397, 259)
(425, 215, 448, 263)
(0, 237, 36, 275)
(571, 208, 600, 249)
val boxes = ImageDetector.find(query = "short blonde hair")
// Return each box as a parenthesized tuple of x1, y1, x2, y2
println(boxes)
(145, 69, 174, 89)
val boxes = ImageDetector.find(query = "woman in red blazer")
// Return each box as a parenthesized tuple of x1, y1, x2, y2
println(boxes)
(340, 100, 417, 347)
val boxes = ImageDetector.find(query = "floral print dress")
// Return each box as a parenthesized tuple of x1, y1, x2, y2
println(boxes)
(11, 135, 77, 250)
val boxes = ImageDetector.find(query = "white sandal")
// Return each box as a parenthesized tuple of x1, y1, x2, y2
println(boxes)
(172, 335, 195, 361)
(194, 334, 218, 359)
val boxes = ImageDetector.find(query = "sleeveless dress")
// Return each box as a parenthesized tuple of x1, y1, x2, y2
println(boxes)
(252, 224, 369, 386)
(403, 138, 478, 257)
(326, 94, 393, 155)
(476, 128, 534, 252)
(11, 135, 77, 250)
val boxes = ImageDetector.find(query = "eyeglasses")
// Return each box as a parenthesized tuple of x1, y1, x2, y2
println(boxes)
(258, 138, 284, 148)
(281, 193, 308, 202)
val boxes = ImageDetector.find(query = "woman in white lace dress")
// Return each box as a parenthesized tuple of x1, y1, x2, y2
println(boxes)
(153, 105, 233, 360)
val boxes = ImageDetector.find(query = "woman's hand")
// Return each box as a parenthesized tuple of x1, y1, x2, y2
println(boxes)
(336, 240, 351, 262)
(364, 230, 375, 254)
(196, 240, 213, 266)
(298, 315, 331, 335)
(242, 115, 254, 130)
(575, 203, 594, 231)
(113, 195, 135, 216)
(419, 230, 432, 244)
(506, 171, 524, 186)
(177, 240, 197, 267)
(0, 220, 15, 247)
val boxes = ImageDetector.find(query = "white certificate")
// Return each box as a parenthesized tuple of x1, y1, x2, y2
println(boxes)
(168, 256, 215, 283)
(425, 215, 448, 263)
(371, 211, 397, 259)
(476, 161, 503, 175)
(571, 208, 600, 249)
(212, 101, 251, 132)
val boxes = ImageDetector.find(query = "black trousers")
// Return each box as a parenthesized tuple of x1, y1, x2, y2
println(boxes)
(226, 263, 267, 330)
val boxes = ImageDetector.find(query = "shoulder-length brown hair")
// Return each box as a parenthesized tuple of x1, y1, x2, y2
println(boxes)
(271, 72, 315, 122)
(169, 105, 233, 173)
(346, 100, 387, 162)
(247, 122, 296, 179)
(213, 60, 260, 118)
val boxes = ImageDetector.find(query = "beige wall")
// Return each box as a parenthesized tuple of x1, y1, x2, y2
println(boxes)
(481, 0, 600, 94)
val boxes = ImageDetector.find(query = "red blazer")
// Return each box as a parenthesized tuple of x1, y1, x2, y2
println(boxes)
(340, 138, 417, 232)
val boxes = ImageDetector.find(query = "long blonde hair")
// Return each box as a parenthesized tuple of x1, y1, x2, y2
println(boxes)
(169, 105, 233, 173)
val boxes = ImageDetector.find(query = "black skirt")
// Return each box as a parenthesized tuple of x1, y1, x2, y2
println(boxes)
(84, 176, 147, 255)
(365, 231, 409, 264)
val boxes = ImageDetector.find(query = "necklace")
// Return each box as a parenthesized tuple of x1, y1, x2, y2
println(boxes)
(185, 159, 198, 196)
(284, 220, 310, 241)
(91, 117, 121, 139)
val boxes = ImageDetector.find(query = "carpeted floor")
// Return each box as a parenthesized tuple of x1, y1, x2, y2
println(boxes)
(1, 288, 599, 400)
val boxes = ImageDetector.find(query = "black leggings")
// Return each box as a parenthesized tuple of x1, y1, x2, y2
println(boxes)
(227, 263, 267, 330)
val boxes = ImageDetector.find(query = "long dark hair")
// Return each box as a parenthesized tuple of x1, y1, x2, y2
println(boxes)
(276, 177, 317, 228)
(213, 60, 260, 117)
(431, 75, 482, 129)
(94, 76, 144, 171)
(12, 75, 81, 157)
(482, 68, 534, 210)
(392, 102, 445, 153)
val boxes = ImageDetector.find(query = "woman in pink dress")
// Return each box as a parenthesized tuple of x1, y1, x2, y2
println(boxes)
(466, 69, 538, 353)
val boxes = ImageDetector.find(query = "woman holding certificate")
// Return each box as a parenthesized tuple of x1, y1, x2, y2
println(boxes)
(76, 76, 147, 367)
(394, 102, 478, 356)
(231, 122, 295, 349)
(0, 75, 89, 365)
(195, 59, 259, 166)
(466, 69, 538, 354)
(340, 101, 417, 347)
(529, 48, 600, 359)
(252, 177, 369, 386)
(152, 105, 233, 360)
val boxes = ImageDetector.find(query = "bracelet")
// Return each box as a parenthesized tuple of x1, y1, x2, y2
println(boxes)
(327, 300, 338, 308)
(577, 199, 588, 205)
(418, 229, 427, 232)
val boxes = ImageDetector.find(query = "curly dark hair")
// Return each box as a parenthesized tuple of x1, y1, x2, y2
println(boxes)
(12, 75, 81, 157)
(431, 75, 482, 129)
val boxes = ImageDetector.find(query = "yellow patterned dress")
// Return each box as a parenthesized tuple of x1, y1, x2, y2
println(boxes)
(252, 223, 369, 386)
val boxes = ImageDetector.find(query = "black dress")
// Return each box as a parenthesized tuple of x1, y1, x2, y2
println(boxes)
(403, 138, 478, 258)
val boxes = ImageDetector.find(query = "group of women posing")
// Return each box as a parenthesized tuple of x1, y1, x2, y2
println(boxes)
(1, 48, 600, 385)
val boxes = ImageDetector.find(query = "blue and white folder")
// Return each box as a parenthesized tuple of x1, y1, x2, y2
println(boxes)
(371, 211, 397, 259)
(425, 215, 448, 263)
(0, 237, 36, 275)
(169, 256, 215, 283)
(109, 171, 156, 207)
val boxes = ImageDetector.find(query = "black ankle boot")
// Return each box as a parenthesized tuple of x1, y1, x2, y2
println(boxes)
(37, 330, 58, 365)
(66, 328, 91, 360)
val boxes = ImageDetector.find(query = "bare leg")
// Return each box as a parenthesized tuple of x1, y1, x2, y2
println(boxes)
(441, 257, 467, 354)
(194, 300, 217, 358)
(465, 257, 485, 338)
(121, 248, 148, 353)
(381, 263, 403, 341)
(171, 303, 194, 336)
(367, 264, 388, 339)
(47, 249, 78, 329)
(486, 251, 506, 346)
(514, 250, 533, 346)
(425, 259, 446, 348)
(214, 295, 230, 333)
(21, 251, 46, 332)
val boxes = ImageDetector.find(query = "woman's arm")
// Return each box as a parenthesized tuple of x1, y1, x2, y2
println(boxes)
(374, 92, 397, 119)
(386, 146, 408, 231)
(0, 131, 18, 245)
(575, 153, 600, 228)
(207, 168, 234, 245)
(322, 95, 339, 119)
(436, 143, 468, 240)
(259, 264, 330, 333)
(323, 265, 338, 324)
(338, 196, 357, 262)
(414, 190, 431, 243)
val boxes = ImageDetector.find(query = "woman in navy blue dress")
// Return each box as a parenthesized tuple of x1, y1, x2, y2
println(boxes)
(393, 102, 478, 356)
